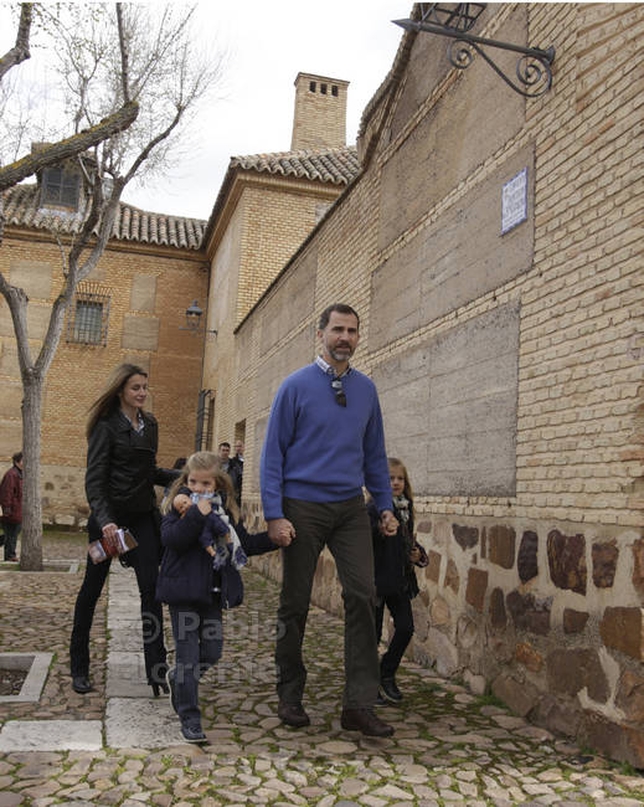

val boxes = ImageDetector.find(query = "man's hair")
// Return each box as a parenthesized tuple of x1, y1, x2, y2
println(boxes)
(318, 303, 360, 331)
(12, 451, 23, 464)
(218, 441, 231, 450)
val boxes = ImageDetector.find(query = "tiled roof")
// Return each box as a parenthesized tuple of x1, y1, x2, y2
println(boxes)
(1, 183, 207, 251)
(229, 146, 360, 185)
(203, 145, 361, 247)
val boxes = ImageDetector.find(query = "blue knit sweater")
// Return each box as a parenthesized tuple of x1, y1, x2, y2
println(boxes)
(260, 362, 393, 520)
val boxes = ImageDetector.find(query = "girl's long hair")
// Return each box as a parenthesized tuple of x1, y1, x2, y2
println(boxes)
(388, 456, 414, 504)
(86, 363, 148, 439)
(163, 450, 240, 523)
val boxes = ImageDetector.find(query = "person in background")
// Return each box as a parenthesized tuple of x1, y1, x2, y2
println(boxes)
(69, 363, 177, 696)
(231, 440, 244, 502)
(158, 451, 285, 743)
(260, 302, 397, 738)
(233, 441, 244, 463)
(369, 457, 428, 704)
(0, 451, 23, 562)
(218, 441, 232, 472)
(219, 441, 242, 504)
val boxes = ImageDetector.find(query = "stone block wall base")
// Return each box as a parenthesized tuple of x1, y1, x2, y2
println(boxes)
(532, 694, 582, 740)
(491, 673, 539, 718)
(580, 712, 644, 770)
(426, 627, 460, 677)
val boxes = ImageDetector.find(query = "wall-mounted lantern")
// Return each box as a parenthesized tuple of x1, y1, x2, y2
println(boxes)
(394, 3, 555, 98)
(181, 300, 217, 336)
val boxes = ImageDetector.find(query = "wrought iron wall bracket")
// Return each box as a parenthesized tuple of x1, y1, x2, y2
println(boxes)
(394, 18, 555, 98)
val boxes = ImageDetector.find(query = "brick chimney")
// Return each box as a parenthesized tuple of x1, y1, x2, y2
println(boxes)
(290, 72, 349, 151)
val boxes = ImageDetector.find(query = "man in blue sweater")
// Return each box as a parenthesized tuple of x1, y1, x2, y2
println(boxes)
(260, 303, 397, 737)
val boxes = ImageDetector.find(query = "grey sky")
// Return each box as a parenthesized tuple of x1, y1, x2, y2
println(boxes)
(0, 2, 414, 220)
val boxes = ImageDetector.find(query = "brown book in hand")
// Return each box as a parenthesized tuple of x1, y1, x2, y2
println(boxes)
(88, 528, 137, 564)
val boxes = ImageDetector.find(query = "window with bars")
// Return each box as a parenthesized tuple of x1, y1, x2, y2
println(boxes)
(41, 166, 81, 209)
(66, 290, 110, 346)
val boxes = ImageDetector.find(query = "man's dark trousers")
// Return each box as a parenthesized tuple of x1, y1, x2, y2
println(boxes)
(276, 495, 379, 708)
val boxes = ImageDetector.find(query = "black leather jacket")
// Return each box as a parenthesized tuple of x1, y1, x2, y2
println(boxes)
(85, 408, 175, 529)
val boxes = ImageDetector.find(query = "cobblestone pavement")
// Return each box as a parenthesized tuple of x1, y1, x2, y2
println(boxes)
(1, 532, 644, 806)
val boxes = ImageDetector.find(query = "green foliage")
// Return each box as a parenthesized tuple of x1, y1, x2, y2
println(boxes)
(476, 692, 507, 709)
(619, 760, 637, 776)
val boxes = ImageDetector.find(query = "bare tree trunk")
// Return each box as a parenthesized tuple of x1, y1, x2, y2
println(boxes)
(0, 3, 32, 80)
(20, 371, 44, 570)
(0, 3, 221, 571)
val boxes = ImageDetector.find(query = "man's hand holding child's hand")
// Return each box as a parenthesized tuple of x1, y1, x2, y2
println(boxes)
(268, 518, 296, 547)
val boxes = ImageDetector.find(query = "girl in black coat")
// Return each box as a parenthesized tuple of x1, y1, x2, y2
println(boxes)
(69, 364, 177, 696)
(157, 451, 279, 743)
(369, 457, 428, 704)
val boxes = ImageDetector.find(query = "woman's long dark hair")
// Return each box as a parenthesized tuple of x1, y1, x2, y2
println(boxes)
(86, 363, 148, 439)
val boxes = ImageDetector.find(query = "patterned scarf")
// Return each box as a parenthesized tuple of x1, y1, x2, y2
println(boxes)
(393, 494, 410, 522)
(393, 493, 414, 552)
(210, 493, 247, 570)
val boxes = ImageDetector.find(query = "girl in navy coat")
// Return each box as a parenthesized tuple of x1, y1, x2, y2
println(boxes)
(157, 450, 280, 743)
(368, 457, 428, 704)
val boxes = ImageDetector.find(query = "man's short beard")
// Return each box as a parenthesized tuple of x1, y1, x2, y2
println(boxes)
(329, 346, 353, 361)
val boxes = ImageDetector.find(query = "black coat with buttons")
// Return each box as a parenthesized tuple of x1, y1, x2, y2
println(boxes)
(368, 499, 420, 599)
(157, 503, 276, 608)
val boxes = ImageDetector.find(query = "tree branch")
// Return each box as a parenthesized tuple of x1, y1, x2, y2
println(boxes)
(0, 3, 33, 81)
(0, 100, 139, 191)
(124, 104, 183, 183)
(116, 3, 131, 103)
(0, 273, 33, 376)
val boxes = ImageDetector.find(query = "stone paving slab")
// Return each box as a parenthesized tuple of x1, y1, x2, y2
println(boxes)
(105, 650, 152, 698)
(105, 696, 178, 748)
(107, 566, 147, 653)
(0, 719, 102, 751)
(0, 652, 52, 704)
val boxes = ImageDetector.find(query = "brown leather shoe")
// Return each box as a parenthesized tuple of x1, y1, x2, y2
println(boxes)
(341, 707, 394, 737)
(278, 701, 310, 728)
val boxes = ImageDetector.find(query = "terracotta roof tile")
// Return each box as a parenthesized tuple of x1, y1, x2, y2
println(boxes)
(203, 145, 361, 246)
(2, 183, 206, 251)
(230, 146, 360, 185)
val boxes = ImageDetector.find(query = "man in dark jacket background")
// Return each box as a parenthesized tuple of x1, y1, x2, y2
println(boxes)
(0, 451, 23, 562)
(218, 441, 243, 504)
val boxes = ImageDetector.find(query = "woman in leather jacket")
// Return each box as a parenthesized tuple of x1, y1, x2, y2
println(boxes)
(69, 363, 177, 696)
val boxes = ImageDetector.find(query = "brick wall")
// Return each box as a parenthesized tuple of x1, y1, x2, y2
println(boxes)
(202, 172, 350, 452)
(217, 3, 644, 767)
(291, 72, 349, 151)
(0, 231, 207, 525)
